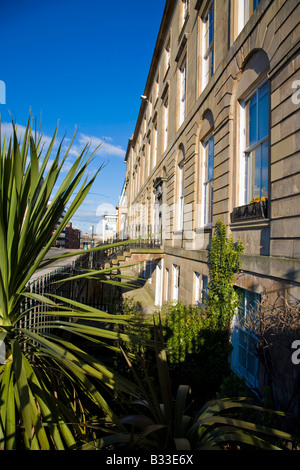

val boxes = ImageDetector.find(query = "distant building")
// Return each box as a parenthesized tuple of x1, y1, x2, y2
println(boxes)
(52, 210, 66, 247)
(65, 222, 81, 249)
(102, 213, 117, 243)
(116, 180, 128, 240)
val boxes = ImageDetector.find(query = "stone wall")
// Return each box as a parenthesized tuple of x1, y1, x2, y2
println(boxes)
(123, 0, 300, 303)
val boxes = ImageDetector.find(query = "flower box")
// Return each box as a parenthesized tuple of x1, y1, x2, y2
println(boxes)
(230, 199, 268, 223)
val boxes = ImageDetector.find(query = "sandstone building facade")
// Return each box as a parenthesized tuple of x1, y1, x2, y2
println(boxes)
(119, 0, 300, 394)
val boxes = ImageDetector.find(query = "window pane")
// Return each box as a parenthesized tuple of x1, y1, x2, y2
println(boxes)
(261, 141, 268, 197)
(253, 0, 262, 9)
(254, 145, 262, 199)
(180, 62, 186, 124)
(248, 335, 257, 354)
(194, 272, 200, 302)
(258, 83, 269, 141)
(247, 145, 268, 201)
(208, 158, 213, 180)
(209, 48, 213, 79)
(178, 164, 184, 229)
(180, 164, 184, 193)
(246, 290, 258, 310)
(247, 142, 268, 201)
(201, 275, 208, 303)
(202, 2, 214, 88)
(207, 137, 214, 180)
(208, 4, 214, 45)
(232, 288, 260, 388)
(238, 345, 247, 368)
(249, 93, 257, 146)
(246, 151, 253, 202)
(204, 180, 213, 224)
(236, 287, 245, 306)
(248, 353, 256, 376)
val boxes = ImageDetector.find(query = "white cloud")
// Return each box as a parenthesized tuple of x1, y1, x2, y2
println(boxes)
(78, 133, 125, 158)
(0, 122, 55, 150)
(1, 121, 123, 235)
(1, 122, 125, 174)
(95, 202, 116, 216)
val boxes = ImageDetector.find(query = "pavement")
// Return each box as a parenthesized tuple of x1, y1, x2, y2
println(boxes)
(120, 266, 156, 315)
(30, 248, 157, 315)
(30, 248, 83, 282)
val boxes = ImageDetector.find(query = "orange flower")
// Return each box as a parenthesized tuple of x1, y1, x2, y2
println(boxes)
(249, 196, 268, 204)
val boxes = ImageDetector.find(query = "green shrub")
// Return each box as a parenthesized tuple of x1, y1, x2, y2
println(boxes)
(206, 220, 244, 329)
(162, 302, 207, 364)
(159, 302, 232, 406)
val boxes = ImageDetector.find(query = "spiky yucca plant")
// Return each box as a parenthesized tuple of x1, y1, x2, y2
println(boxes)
(95, 321, 297, 451)
(0, 115, 140, 450)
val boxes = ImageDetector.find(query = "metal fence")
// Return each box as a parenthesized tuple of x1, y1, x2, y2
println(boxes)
(18, 264, 77, 342)
(18, 238, 160, 340)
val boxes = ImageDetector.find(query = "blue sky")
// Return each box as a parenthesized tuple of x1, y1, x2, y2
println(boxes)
(0, 0, 165, 235)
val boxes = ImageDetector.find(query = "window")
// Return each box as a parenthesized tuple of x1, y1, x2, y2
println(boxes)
(148, 96, 153, 121)
(165, 268, 169, 302)
(202, 1, 214, 89)
(178, 162, 184, 230)
(149, 259, 153, 284)
(243, 82, 269, 204)
(182, 0, 189, 27)
(172, 264, 180, 301)
(155, 74, 159, 103)
(152, 202, 158, 239)
(153, 123, 157, 168)
(165, 38, 170, 73)
(194, 272, 208, 305)
(142, 152, 145, 185)
(202, 135, 214, 225)
(163, 98, 169, 152)
(231, 288, 260, 389)
(155, 259, 164, 307)
(147, 138, 151, 177)
(179, 59, 187, 126)
(237, 0, 262, 36)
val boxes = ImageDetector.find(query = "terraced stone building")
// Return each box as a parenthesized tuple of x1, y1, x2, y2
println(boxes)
(118, 0, 300, 397)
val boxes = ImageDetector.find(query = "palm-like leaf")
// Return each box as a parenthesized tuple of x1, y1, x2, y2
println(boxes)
(0, 115, 141, 450)
(97, 321, 296, 451)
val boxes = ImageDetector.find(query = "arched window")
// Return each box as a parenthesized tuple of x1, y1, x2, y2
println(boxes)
(179, 58, 187, 126)
(202, 135, 214, 225)
(199, 109, 214, 226)
(177, 145, 185, 231)
(236, 50, 270, 207)
(202, 1, 214, 90)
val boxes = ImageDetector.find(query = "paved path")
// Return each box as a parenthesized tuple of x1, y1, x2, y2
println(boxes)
(120, 266, 156, 315)
(30, 249, 157, 316)
(30, 248, 83, 282)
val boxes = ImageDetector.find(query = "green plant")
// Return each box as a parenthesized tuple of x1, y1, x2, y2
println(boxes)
(158, 302, 231, 406)
(163, 302, 207, 365)
(206, 220, 244, 329)
(90, 320, 296, 451)
(0, 115, 140, 450)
